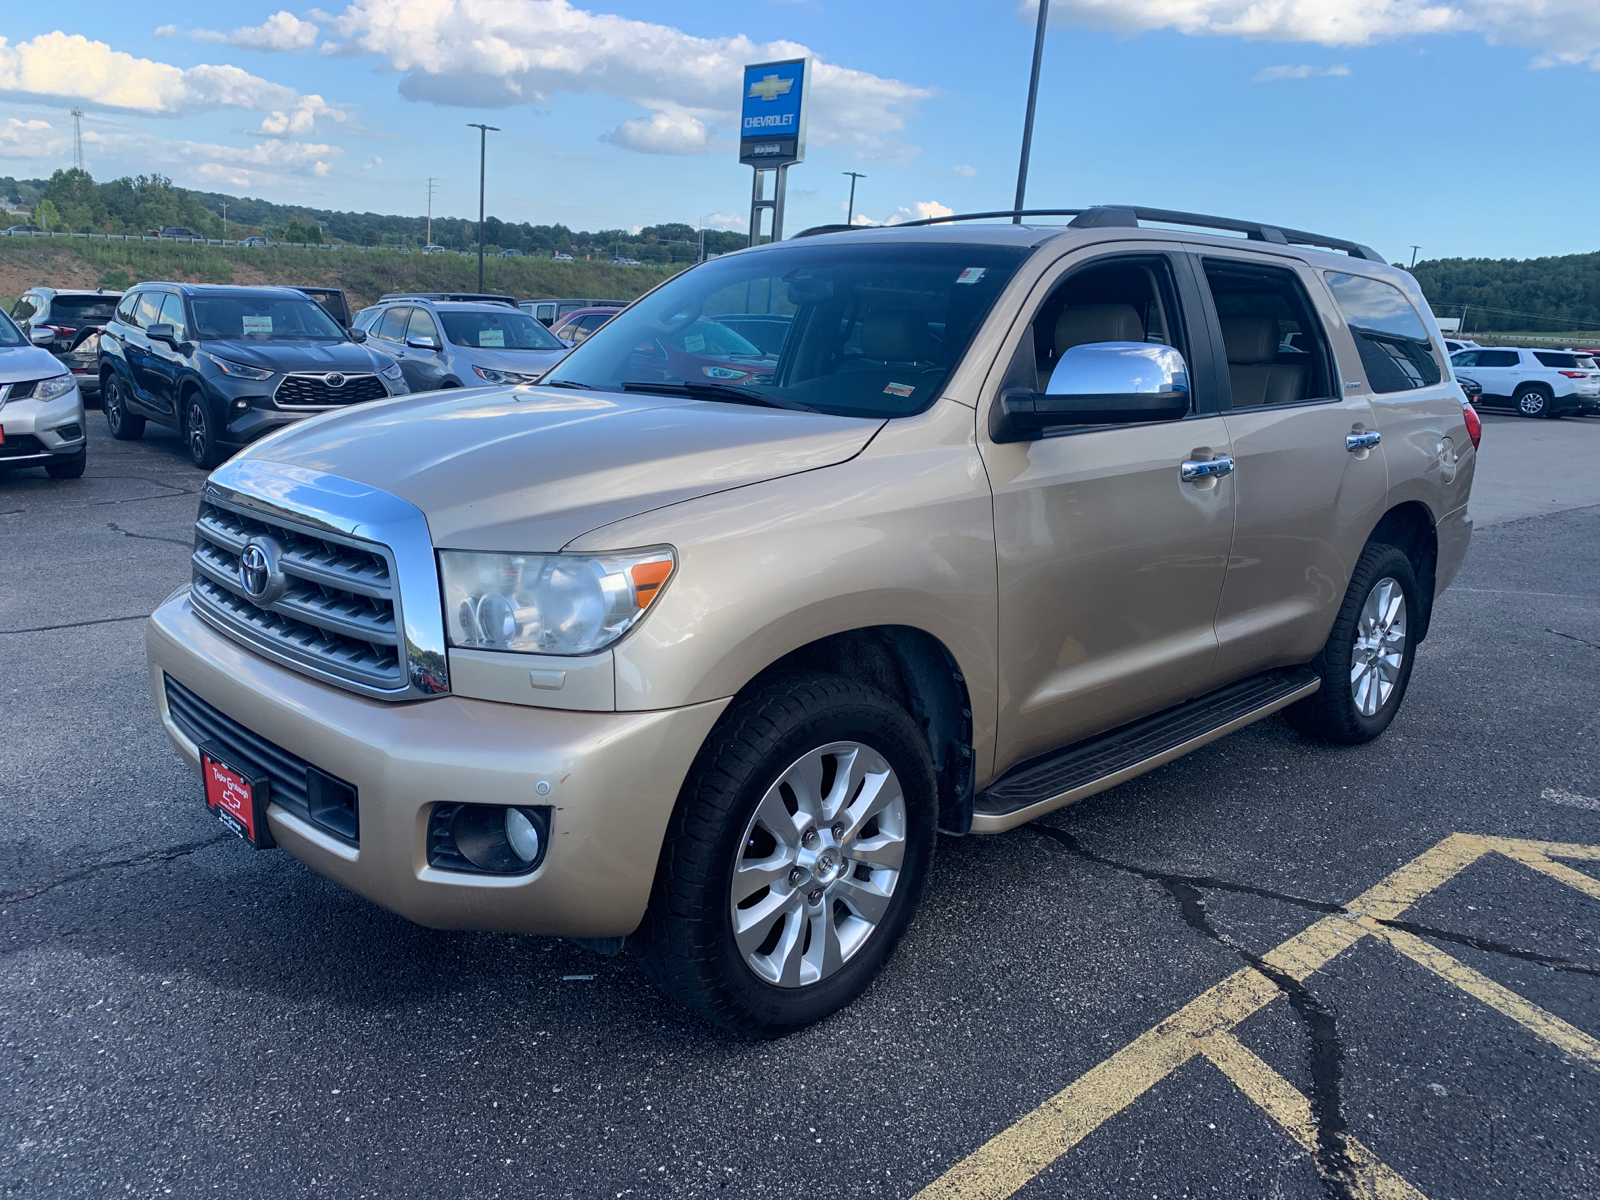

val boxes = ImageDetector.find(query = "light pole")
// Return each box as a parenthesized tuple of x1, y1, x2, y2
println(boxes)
(842, 171, 866, 225)
(467, 123, 500, 291)
(1013, 0, 1050, 223)
(1409, 245, 1421, 269)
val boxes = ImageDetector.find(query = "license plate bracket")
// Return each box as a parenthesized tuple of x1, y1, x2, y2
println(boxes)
(200, 743, 274, 849)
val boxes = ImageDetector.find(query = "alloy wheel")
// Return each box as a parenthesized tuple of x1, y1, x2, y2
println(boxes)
(1518, 391, 1546, 416)
(104, 382, 121, 428)
(1350, 575, 1407, 717)
(730, 741, 907, 989)
(188, 402, 208, 461)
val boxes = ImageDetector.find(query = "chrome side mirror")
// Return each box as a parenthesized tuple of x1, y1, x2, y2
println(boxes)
(29, 326, 54, 345)
(994, 342, 1190, 441)
(406, 335, 439, 350)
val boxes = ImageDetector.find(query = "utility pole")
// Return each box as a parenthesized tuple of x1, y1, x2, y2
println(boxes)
(426, 177, 438, 247)
(220, 201, 228, 241)
(466, 125, 499, 291)
(1013, 0, 1050, 223)
(842, 172, 866, 225)
(1409, 245, 1421, 269)
(70, 108, 84, 172)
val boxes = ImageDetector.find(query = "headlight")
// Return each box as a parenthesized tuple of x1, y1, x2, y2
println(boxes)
(701, 365, 746, 380)
(380, 361, 404, 381)
(34, 374, 77, 401)
(472, 365, 535, 384)
(200, 352, 274, 380)
(441, 548, 675, 656)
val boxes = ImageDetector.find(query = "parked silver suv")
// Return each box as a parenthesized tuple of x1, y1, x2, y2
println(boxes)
(354, 299, 569, 390)
(147, 206, 1475, 1035)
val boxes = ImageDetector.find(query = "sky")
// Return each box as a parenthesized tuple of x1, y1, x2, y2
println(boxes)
(1, 1, 1597, 262)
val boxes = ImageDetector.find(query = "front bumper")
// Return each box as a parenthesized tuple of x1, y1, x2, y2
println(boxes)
(147, 589, 728, 937)
(0, 381, 87, 467)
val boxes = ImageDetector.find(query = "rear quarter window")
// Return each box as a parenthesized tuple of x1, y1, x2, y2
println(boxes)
(1533, 352, 1578, 369)
(1324, 272, 1442, 392)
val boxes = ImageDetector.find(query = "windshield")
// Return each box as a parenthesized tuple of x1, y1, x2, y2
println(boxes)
(0, 309, 22, 346)
(52, 295, 120, 322)
(191, 295, 346, 341)
(542, 242, 1030, 418)
(440, 309, 565, 350)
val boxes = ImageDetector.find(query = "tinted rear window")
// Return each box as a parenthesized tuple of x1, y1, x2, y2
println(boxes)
(1534, 352, 1578, 368)
(1324, 272, 1442, 392)
(1476, 350, 1520, 367)
(50, 295, 120, 322)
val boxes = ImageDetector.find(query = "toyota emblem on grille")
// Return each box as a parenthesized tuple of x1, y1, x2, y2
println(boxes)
(323, 372, 346, 388)
(238, 536, 287, 606)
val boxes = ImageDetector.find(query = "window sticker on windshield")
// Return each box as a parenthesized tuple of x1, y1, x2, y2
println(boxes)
(242, 315, 273, 334)
(479, 329, 505, 348)
(955, 267, 986, 285)
(883, 381, 916, 397)
(683, 333, 706, 352)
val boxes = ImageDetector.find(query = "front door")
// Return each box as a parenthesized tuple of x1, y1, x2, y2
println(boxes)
(1193, 250, 1390, 680)
(981, 246, 1235, 775)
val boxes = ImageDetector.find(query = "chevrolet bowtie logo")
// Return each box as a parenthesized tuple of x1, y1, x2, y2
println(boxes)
(748, 74, 793, 102)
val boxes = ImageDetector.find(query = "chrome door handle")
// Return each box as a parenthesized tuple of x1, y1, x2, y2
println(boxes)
(1180, 456, 1234, 482)
(1346, 430, 1381, 452)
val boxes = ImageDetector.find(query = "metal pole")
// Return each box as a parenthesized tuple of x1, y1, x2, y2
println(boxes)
(467, 123, 499, 291)
(772, 163, 788, 243)
(748, 170, 766, 248)
(843, 171, 866, 225)
(1013, 0, 1050, 223)
(1409, 245, 1421, 269)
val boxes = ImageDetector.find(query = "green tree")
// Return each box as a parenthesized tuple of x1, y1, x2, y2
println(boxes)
(41, 168, 105, 232)
(283, 217, 323, 244)
(33, 197, 62, 231)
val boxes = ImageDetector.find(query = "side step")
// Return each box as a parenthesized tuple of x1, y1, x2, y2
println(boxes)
(972, 666, 1320, 833)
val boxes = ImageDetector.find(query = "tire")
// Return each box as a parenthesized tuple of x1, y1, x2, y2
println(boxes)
(631, 671, 937, 1038)
(1286, 543, 1419, 745)
(102, 375, 145, 441)
(184, 393, 223, 470)
(45, 448, 86, 479)
(1514, 385, 1552, 418)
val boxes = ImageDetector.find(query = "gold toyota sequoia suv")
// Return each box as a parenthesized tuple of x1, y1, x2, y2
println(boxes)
(147, 207, 1476, 1035)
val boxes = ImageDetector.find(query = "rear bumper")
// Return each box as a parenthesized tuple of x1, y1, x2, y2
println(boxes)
(146, 589, 728, 937)
(1435, 500, 1473, 596)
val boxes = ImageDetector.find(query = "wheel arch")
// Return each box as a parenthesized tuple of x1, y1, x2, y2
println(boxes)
(1366, 500, 1438, 642)
(740, 625, 976, 835)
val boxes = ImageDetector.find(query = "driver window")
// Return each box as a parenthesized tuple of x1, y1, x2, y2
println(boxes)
(1029, 256, 1189, 398)
(135, 292, 167, 330)
(158, 294, 189, 341)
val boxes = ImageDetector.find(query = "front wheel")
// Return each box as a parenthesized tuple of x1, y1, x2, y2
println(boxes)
(631, 672, 936, 1037)
(184, 394, 223, 470)
(45, 448, 87, 479)
(1515, 385, 1552, 418)
(1286, 543, 1419, 745)
(102, 375, 145, 441)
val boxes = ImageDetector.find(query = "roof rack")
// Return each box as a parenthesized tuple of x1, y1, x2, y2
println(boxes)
(794, 205, 1384, 262)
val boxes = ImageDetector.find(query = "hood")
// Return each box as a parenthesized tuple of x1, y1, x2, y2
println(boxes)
(202, 339, 390, 374)
(464, 346, 568, 375)
(0, 343, 71, 384)
(235, 385, 883, 551)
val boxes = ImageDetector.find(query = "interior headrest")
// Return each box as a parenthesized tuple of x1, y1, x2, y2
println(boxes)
(1054, 304, 1145, 353)
(861, 309, 935, 362)
(1221, 316, 1279, 365)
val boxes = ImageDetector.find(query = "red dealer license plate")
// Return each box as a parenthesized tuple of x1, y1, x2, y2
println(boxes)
(201, 745, 273, 849)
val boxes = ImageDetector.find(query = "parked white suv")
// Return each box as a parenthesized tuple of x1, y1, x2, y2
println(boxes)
(1449, 346, 1599, 418)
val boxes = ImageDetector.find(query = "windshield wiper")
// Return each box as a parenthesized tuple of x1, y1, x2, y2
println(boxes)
(542, 378, 602, 390)
(620, 380, 817, 413)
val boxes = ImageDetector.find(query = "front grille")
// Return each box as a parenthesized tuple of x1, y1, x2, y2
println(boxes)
(0, 434, 47, 458)
(274, 373, 388, 409)
(190, 498, 408, 693)
(163, 674, 359, 845)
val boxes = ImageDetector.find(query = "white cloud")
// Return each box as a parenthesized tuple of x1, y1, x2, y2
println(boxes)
(230, 12, 321, 51)
(1030, 0, 1600, 69)
(0, 32, 347, 128)
(877, 200, 955, 225)
(260, 94, 348, 135)
(953, 164, 979, 178)
(0, 117, 64, 157)
(154, 25, 178, 39)
(360, 154, 382, 170)
(331, 0, 931, 162)
(1254, 63, 1352, 81)
(702, 211, 746, 231)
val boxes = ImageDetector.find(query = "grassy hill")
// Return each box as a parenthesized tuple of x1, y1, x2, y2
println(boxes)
(0, 237, 684, 313)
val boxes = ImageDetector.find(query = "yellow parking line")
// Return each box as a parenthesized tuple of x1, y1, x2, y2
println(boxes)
(1197, 1032, 1429, 1200)
(913, 831, 1600, 1199)
(1366, 920, 1600, 1070)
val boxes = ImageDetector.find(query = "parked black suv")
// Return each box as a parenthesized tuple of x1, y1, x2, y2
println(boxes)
(97, 284, 408, 468)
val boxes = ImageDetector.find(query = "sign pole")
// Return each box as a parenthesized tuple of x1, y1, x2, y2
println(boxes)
(1013, 0, 1050, 223)
(740, 58, 810, 247)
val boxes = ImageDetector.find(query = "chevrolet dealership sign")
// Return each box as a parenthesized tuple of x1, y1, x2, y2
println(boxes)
(740, 58, 809, 167)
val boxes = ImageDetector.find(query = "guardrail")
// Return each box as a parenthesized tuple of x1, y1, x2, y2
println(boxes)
(0, 230, 693, 260)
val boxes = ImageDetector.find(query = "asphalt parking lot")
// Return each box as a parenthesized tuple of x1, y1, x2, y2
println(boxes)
(2, 410, 1597, 1199)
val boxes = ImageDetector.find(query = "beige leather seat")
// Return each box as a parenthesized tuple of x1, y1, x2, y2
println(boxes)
(1039, 303, 1145, 390)
(1221, 315, 1306, 407)
(859, 309, 937, 364)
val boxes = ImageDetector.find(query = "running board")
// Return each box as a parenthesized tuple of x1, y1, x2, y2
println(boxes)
(971, 666, 1320, 833)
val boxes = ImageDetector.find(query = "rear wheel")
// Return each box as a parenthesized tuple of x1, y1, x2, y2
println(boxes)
(631, 672, 936, 1037)
(45, 448, 86, 479)
(102, 375, 145, 441)
(184, 393, 223, 470)
(1286, 543, 1419, 745)
(1514, 385, 1553, 418)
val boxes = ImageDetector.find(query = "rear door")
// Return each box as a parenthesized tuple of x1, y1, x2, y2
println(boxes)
(1192, 250, 1389, 680)
(142, 293, 191, 416)
(981, 244, 1236, 772)
(1467, 348, 1519, 404)
(124, 292, 168, 416)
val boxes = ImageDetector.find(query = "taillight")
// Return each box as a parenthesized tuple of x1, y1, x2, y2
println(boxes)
(44, 324, 76, 338)
(1558, 371, 1587, 378)
(1461, 402, 1481, 451)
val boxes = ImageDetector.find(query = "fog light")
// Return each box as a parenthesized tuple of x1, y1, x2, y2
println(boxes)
(234, 399, 249, 411)
(427, 803, 550, 874)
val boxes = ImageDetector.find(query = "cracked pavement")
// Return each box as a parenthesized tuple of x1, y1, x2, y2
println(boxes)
(1, 412, 1597, 1198)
